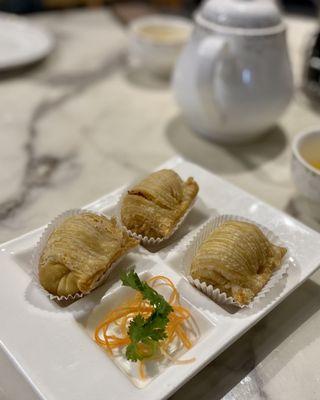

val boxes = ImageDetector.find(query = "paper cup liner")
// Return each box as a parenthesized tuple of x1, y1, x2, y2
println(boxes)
(183, 214, 293, 309)
(115, 175, 197, 245)
(31, 209, 137, 304)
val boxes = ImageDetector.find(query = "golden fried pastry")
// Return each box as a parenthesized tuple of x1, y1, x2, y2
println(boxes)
(121, 169, 199, 239)
(190, 220, 287, 305)
(39, 213, 138, 296)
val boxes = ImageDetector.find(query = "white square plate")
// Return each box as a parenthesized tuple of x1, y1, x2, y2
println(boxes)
(1, 157, 320, 400)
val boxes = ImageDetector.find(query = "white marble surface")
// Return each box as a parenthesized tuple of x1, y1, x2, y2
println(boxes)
(1, 8, 320, 400)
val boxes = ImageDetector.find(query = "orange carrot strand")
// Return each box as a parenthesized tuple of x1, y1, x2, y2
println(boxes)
(93, 275, 197, 380)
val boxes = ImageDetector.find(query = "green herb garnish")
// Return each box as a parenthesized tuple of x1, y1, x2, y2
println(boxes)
(120, 270, 173, 362)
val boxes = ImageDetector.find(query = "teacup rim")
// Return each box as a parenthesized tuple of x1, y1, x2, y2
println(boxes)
(129, 14, 193, 46)
(292, 127, 320, 177)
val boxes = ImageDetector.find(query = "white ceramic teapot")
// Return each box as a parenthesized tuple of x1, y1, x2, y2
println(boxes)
(173, 0, 294, 143)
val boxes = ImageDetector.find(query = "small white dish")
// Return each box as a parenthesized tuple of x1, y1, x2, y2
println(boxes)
(291, 127, 320, 203)
(85, 270, 210, 388)
(0, 12, 53, 71)
(128, 15, 192, 77)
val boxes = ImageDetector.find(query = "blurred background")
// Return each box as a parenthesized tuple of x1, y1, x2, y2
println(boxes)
(0, 0, 318, 15)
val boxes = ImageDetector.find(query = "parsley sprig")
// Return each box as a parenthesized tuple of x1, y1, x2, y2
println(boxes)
(120, 270, 173, 362)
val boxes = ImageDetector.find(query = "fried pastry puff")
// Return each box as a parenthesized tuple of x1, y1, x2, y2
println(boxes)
(121, 169, 199, 239)
(190, 220, 287, 305)
(39, 213, 138, 296)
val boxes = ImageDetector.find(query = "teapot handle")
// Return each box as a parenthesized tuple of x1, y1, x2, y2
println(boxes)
(196, 37, 229, 122)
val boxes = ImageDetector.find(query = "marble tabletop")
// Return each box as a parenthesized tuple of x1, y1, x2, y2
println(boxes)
(1, 8, 320, 400)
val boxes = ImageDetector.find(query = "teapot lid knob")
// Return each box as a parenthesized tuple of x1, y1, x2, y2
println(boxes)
(197, 0, 284, 32)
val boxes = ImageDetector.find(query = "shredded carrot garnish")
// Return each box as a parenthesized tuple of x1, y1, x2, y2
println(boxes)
(94, 275, 198, 379)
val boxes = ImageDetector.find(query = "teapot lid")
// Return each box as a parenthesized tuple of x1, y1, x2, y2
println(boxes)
(196, 0, 284, 32)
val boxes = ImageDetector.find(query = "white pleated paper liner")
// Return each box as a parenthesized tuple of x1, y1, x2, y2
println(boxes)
(31, 209, 138, 304)
(115, 176, 197, 245)
(183, 214, 293, 309)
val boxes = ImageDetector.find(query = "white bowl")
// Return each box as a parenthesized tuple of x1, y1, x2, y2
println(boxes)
(128, 15, 192, 77)
(291, 128, 320, 203)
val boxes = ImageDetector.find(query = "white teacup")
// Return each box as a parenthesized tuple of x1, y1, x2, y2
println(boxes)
(291, 128, 320, 203)
(129, 15, 192, 78)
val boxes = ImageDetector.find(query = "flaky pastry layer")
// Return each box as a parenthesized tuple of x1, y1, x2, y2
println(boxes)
(190, 221, 287, 305)
(121, 169, 199, 239)
(39, 213, 138, 296)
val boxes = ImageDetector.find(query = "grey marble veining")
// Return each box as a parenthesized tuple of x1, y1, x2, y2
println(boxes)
(0, 8, 320, 400)
(0, 47, 126, 221)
